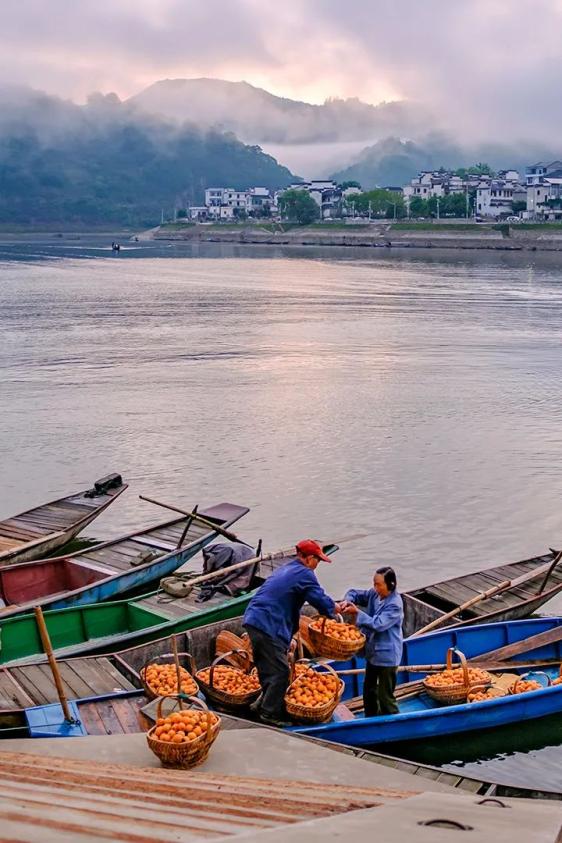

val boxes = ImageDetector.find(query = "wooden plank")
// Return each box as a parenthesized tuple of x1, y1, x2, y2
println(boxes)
(0, 536, 24, 551)
(0, 671, 34, 707)
(55, 663, 98, 698)
(77, 701, 108, 735)
(89, 699, 126, 735)
(95, 657, 136, 692)
(0, 521, 47, 539)
(9, 666, 55, 705)
(72, 657, 134, 695)
(109, 697, 145, 734)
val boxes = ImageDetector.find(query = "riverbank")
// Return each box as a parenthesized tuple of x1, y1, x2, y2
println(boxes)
(151, 221, 562, 252)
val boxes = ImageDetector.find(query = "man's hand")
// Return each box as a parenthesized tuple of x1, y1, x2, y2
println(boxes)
(343, 602, 359, 617)
(335, 601, 349, 614)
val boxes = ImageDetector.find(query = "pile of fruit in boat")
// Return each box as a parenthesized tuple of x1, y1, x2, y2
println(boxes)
(196, 665, 260, 696)
(151, 710, 218, 744)
(551, 676, 562, 687)
(142, 663, 198, 696)
(510, 678, 543, 694)
(286, 666, 341, 709)
(467, 686, 506, 703)
(424, 666, 492, 688)
(310, 618, 365, 642)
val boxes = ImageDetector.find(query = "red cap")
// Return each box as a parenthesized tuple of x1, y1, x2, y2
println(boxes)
(296, 539, 331, 562)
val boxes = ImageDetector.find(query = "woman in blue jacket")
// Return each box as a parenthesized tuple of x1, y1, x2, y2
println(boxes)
(343, 566, 403, 716)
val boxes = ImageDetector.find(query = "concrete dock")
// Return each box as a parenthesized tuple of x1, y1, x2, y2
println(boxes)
(0, 725, 560, 841)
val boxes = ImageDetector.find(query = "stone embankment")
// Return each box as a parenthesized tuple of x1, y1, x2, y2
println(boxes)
(152, 223, 562, 252)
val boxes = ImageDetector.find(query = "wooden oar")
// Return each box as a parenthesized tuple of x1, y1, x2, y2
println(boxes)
(413, 553, 562, 637)
(395, 625, 562, 700)
(333, 658, 562, 676)
(139, 495, 248, 545)
(34, 607, 75, 724)
(160, 534, 365, 598)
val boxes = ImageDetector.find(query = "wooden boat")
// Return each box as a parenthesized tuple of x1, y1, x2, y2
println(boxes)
(0, 502, 249, 618)
(0, 474, 127, 566)
(0, 544, 560, 668)
(402, 547, 562, 636)
(292, 617, 562, 747)
(4, 621, 244, 734)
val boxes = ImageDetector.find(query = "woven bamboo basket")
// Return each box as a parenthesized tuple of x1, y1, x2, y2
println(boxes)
(467, 683, 506, 703)
(285, 660, 344, 724)
(195, 650, 261, 710)
(308, 615, 366, 660)
(146, 695, 221, 769)
(423, 648, 492, 706)
(140, 652, 199, 700)
(509, 671, 551, 695)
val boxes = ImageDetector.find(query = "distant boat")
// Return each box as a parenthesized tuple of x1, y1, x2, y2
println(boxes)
(0, 502, 249, 618)
(0, 474, 127, 566)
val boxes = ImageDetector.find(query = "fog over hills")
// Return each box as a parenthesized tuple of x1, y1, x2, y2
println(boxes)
(129, 77, 562, 184)
(0, 86, 294, 226)
(128, 78, 429, 146)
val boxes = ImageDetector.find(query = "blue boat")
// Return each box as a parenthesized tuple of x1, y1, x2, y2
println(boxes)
(291, 617, 562, 747)
(0, 502, 249, 619)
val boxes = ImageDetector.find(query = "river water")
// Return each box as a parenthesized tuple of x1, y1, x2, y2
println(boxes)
(1, 236, 562, 788)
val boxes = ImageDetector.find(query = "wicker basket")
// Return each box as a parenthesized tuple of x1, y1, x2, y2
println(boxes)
(509, 671, 551, 695)
(423, 648, 492, 706)
(308, 615, 366, 660)
(140, 652, 199, 700)
(285, 660, 344, 724)
(196, 650, 261, 710)
(146, 695, 221, 769)
(467, 683, 506, 703)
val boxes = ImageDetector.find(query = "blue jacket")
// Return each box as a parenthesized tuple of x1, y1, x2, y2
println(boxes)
(344, 588, 404, 667)
(243, 559, 336, 647)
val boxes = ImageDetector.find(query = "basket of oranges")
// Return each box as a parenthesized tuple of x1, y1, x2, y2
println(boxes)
(147, 695, 220, 769)
(423, 648, 493, 705)
(308, 615, 366, 660)
(140, 653, 199, 700)
(195, 650, 261, 710)
(467, 685, 506, 703)
(509, 672, 551, 695)
(285, 659, 344, 724)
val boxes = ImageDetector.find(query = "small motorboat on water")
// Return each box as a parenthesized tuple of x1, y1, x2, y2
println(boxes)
(0, 474, 127, 566)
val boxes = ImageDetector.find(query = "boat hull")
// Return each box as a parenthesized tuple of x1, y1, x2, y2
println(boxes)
(0, 503, 250, 618)
(0, 479, 127, 566)
(293, 617, 562, 747)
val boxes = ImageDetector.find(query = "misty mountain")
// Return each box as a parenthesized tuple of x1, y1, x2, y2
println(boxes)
(0, 87, 293, 226)
(128, 78, 428, 145)
(331, 135, 562, 188)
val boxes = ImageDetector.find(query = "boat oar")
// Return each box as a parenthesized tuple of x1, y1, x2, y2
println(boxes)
(160, 533, 364, 599)
(34, 607, 76, 724)
(412, 554, 562, 637)
(171, 634, 184, 703)
(139, 495, 250, 546)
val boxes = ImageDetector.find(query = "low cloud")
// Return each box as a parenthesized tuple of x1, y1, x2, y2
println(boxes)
(1, 0, 562, 150)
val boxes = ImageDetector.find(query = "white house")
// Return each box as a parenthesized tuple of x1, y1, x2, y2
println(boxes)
(476, 179, 526, 218)
(203, 186, 274, 218)
(284, 180, 342, 219)
(525, 161, 562, 186)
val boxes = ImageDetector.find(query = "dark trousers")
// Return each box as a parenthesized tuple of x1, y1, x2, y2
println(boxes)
(363, 663, 399, 717)
(244, 625, 289, 719)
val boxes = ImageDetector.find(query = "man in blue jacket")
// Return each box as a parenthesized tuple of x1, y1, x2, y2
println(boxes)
(343, 566, 403, 716)
(243, 539, 343, 727)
